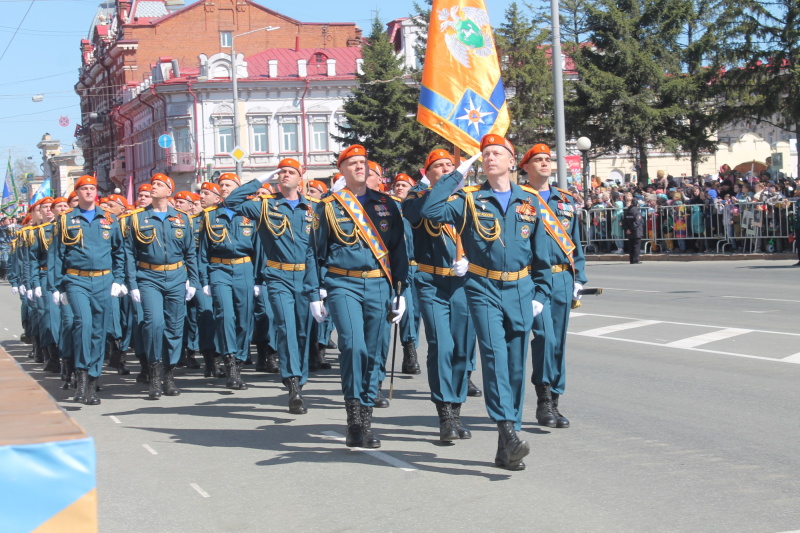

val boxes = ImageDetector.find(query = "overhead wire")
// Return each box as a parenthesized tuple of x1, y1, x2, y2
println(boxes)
(0, 0, 36, 64)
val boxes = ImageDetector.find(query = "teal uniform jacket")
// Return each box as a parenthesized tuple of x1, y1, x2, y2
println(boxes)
(197, 204, 257, 362)
(306, 187, 409, 406)
(28, 222, 60, 348)
(531, 187, 587, 395)
(124, 205, 199, 366)
(225, 180, 316, 382)
(419, 170, 552, 429)
(48, 208, 126, 377)
(403, 187, 477, 404)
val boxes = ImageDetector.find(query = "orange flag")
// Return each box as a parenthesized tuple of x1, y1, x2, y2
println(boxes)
(417, 1, 510, 156)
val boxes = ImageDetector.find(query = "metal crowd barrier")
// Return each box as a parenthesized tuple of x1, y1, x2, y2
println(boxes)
(579, 201, 798, 254)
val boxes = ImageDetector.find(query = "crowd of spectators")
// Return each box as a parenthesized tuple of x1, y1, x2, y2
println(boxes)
(560, 166, 799, 255)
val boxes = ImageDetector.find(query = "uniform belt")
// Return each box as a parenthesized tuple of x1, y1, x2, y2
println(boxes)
(467, 264, 529, 281)
(210, 256, 251, 265)
(138, 261, 184, 271)
(39, 267, 47, 271)
(408, 260, 418, 266)
(66, 268, 110, 277)
(417, 263, 455, 277)
(266, 260, 305, 271)
(327, 266, 384, 279)
(551, 263, 571, 273)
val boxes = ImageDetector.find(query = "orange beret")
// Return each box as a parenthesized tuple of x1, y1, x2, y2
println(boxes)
(333, 173, 344, 183)
(218, 173, 241, 186)
(368, 161, 383, 177)
(67, 191, 77, 201)
(425, 149, 453, 170)
(99, 197, 110, 204)
(190, 192, 201, 202)
(107, 194, 127, 207)
(520, 143, 552, 167)
(22, 214, 31, 225)
(480, 134, 515, 156)
(308, 180, 328, 194)
(337, 145, 367, 168)
(393, 173, 416, 186)
(278, 158, 303, 174)
(174, 191, 194, 202)
(138, 183, 152, 193)
(151, 173, 174, 190)
(167, 197, 175, 206)
(201, 182, 222, 196)
(40, 197, 55, 205)
(29, 199, 41, 208)
(75, 175, 97, 189)
(53, 197, 68, 205)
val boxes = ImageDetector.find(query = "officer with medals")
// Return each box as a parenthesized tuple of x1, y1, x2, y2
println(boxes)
(197, 173, 258, 391)
(48, 175, 126, 405)
(306, 145, 409, 449)
(125, 173, 199, 400)
(403, 149, 478, 442)
(521, 143, 588, 429)
(420, 135, 553, 470)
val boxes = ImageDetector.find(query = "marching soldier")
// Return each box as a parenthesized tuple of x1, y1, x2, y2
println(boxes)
(23, 203, 43, 363)
(225, 159, 317, 413)
(306, 145, 409, 448)
(403, 150, 476, 442)
(306, 180, 336, 370)
(197, 173, 258, 391)
(48, 175, 126, 405)
(50, 197, 76, 389)
(420, 135, 552, 470)
(521, 144, 588, 429)
(125, 174, 199, 400)
(175, 190, 202, 370)
(103, 194, 131, 375)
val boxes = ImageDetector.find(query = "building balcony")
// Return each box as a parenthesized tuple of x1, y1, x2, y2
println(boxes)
(110, 159, 127, 180)
(168, 152, 195, 173)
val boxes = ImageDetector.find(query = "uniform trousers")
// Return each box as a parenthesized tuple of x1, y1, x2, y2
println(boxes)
(66, 273, 112, 377)
(531, 269, 572, 394)
(138, 271, 186, 365)
(267, 269, 311, 385)
(209, 262, 254, 362)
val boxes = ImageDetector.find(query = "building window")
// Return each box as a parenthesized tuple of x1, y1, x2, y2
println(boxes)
(252, 124, 268, 153)
(311, 122, 329, 152)
(220, 32, 232, 48)
(313, 52, 327, 64)
(217, 127, 233, 154)
(173, 127, 192, 154)
(280, 122, 299, 153)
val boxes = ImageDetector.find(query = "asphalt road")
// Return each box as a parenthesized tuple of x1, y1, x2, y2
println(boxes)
(3, 258, 800, 533)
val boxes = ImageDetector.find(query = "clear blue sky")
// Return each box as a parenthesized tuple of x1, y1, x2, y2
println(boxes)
(0, 0, 523, 169)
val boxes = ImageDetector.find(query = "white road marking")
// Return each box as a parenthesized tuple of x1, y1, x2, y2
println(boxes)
(573, 320, 660, 337)
(109, 416, 121, 424)
(190, 483, 210, 498)
(664, 328, 750, 349)
(571, 312, 800, 337)
(11, 334, 17, 338)
(322, 430, 417, 472)
(142, 444, 158, 455)
(3, 327, 7, 331)
(722, 295, 800, 304)
(743, 310, 771, 314)
(782, 353, 800, 363)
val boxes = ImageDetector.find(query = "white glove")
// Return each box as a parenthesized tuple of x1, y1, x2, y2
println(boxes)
(60, 292, 69, 306)
(258, 168, 281, 185)
(332, 177, 346, 193)
(19, 284, 26, 294)
(532, 300, 544, 318)
(452, 258, 469, 277)
(390, 296, 406, 324)
(34, 286, 42, 298)
(254, 285, 261, 297)
(310, 301, 328, 323)
(453, 153, 482, 193)
(26, 289, 33, 300)
(573, 282, 583, 301)
(131, 289, 141, 303)
(185, 286, 196, 301)
(119, 284, 129, 296)
(319, 288, 328, 300)
(52, 291, 60, 306)
(203, 285, 211, 297)
(11, 286, 18, 295)
(420, 176, 430, 187)
(110, 282, 123, 297)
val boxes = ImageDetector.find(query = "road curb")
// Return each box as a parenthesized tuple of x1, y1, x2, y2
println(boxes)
(586, 252, 796, 262)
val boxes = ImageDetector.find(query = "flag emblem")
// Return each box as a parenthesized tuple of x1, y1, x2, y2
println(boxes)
(439, 6, 494, 69)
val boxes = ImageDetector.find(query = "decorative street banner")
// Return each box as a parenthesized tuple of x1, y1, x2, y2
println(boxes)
(417, 1, 510, 155)
(1, 158, 19, 216)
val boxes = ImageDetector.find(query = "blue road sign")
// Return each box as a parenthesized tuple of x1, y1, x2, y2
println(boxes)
(158, 134, 173, 149)
(20, 187, 27, 194)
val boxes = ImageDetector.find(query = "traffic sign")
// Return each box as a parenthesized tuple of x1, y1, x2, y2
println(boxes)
(20, 187, 27, 194)
(230, 146, 246, 162)
(158, 135, 173, 149)
(74, 155, 85, 166)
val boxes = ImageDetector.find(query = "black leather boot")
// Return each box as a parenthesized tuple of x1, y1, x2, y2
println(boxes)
(33, 336, 44, 363)
(163, 365, 181, 396)
(185, 349, 200, 370)
(435, 401, 459, 442)
(42, 344, 60, 373)
(255, 343, 269, 372)
(201, 350, 216, 377)
(451, 403, 472, 439)
(316, 343, 331, 369)
(136, 355, 150, 384)
(374, 381, 390, 408)
(309, 340, 320, 372)
(74, 369, 88, 403)
(61, 358, 74, 390)
(360, 405, 381, 448)
(214, 354, 227, 377)
(236, 359, 247, 389)
(285, 377, 307, 414)
(109, 341, 130, 375)
(264, 346, 279, 373)
(401, 342, 421, 374)
(85, 375, 101, 405)
(535, 383, 558, 428)
(244, 348, 253, 365)
(148, 361, 163, 400)
(495, 421, 529, 471)
(345, 399, 363, 448)
(467, 371, 482, 397)
(551, 393, 570, 428)
(224, 355, 246, 390)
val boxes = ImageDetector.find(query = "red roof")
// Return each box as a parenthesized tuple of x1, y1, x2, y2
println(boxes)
(245, 47, 361, 79)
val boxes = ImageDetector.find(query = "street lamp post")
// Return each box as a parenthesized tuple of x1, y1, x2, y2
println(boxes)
(231, 26, 279, 176)
(576, 136, 592, 198)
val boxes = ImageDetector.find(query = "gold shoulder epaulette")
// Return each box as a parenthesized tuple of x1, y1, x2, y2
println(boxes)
(259, 194, 275, 200)
(555, 187, 574, 198)
(463, 185, 480, 193)
(127, 208, 145, 216)
(322, 196, 336, 204)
